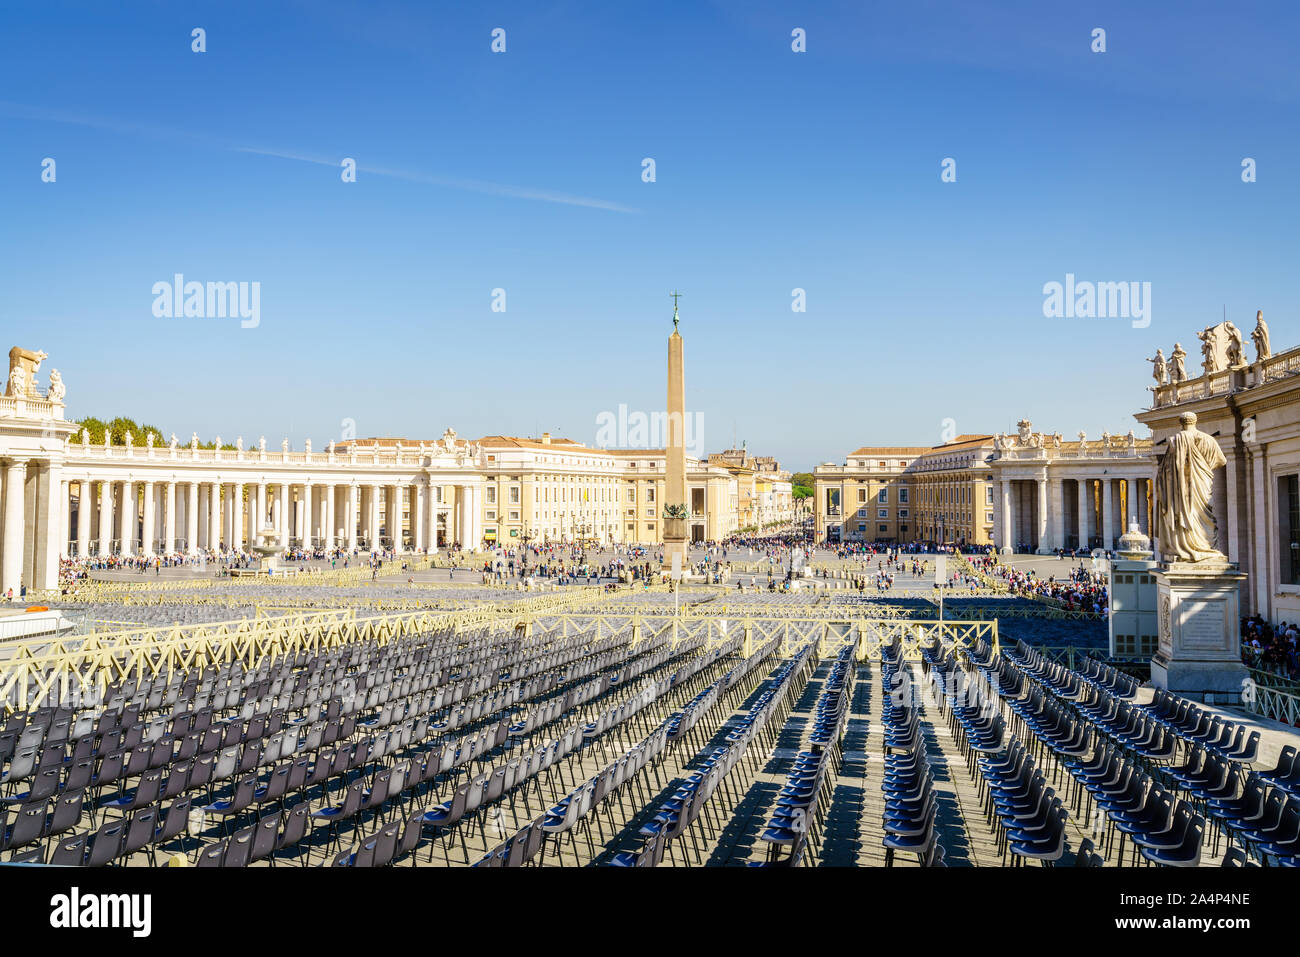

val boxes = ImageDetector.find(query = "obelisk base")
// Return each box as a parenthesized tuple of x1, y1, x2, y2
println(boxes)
(662, 540, 688, 578)
(1149, 562, 1249, 704)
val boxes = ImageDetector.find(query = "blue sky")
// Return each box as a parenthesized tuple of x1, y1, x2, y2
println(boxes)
(2, 0, 1298, 471)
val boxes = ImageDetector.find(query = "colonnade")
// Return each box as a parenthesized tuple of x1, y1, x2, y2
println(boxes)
(0, 464, 490, 593)
(997, 473, 1154, 554)
(56, 477, 486, 558)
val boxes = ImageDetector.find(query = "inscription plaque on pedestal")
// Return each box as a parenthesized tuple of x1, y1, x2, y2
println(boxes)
(1181, 600, 1226, 652)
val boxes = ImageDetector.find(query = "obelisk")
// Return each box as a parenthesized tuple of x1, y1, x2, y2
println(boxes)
(662, 294, 689, 576)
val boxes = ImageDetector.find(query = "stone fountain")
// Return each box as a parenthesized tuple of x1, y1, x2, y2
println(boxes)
(251, 524, 282, 575)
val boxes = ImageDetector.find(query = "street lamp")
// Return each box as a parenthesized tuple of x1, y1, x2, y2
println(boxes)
(519, 522, 533, 576)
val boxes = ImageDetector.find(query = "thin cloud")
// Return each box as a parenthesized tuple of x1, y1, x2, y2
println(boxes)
(237, 146, 639, 213)
(0, 101, 638, 214)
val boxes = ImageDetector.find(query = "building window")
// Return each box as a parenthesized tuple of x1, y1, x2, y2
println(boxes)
(986, 511, 994, 524)
(879, 523, 888, 533)
(857, 508, 866, 518)
(1282, 474, 1300, 586)
(899, 509, 909, 519)
(486, 510, 496, 521)
(857, 523, 866, 532)
(899, 488, 909, 504)
(878, 508, 888, 519)
(626, 488, 636, 503)
(877, 489, 888, 503)
(510, 510, 520, 521)
(486, 487, 497, 504)
(509, 486, 520, 504)
(646, 487, 656, 503)
(900, 524, 909, 534)
(986, 486, 994, 505)
(858, 488, 867, 503)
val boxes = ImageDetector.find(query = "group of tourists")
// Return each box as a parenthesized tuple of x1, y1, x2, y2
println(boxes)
(1242, 616, 1300, 678)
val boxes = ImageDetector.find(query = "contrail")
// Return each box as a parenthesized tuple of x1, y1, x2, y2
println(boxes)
(236, 146, 640, 213)
(0, 100, 638, 213)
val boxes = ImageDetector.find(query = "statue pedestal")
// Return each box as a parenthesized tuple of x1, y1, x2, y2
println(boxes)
(1150, 563, 1249, 704)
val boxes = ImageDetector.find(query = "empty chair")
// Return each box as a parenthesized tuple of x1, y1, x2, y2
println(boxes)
(49, 832, 88, 867)
(85, 819, 126, 867)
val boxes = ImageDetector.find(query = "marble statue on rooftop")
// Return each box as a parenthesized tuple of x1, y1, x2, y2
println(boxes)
(1147, 348, 1167, 384)
(1169, 344, 1187, 383)
(1252, 310, 1271, 362)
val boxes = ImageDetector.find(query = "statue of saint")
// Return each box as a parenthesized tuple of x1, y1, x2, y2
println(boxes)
(1169, 343, 1187, 383)
(1197, 327, 1219, 375)
(1147, 348, 1167, 384)
(1225, 322, 1245, 367)
(47, 369, 66, 402)
(8, 365, 27, 397)
(1252, 309, 1271, 362)
(1155, 412, 1228, 563)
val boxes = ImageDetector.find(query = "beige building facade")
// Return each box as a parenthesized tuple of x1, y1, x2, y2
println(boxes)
(0, 359, 799, 593)
(1135, 316, 1300, 622)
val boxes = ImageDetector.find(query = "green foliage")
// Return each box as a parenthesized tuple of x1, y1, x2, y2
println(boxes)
(791, 472, 814, 488)
(75, 415, 234, 449)
(792, 485, 813, 499)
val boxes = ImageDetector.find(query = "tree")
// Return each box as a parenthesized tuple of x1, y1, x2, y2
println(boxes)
(75, 415, 234, 449)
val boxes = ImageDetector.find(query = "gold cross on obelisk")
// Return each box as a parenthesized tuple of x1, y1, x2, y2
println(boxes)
(670, 290, 681, 330)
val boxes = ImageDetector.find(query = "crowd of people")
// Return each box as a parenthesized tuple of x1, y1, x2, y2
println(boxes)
(965, 553, 1109, 613)
(1242, 616, 1300, 679)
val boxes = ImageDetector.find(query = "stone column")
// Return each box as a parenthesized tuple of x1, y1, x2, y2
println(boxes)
(1035, 475, 1048, 553)
(1049, 476, 1064, 551)
(141, 482, 156, 556)
(348, 485, 359, 551)
(414, 485, 426, 551)
(999, 480, 1013, 552)
(369, 485, 381, 549)
(276, 484, 289, 547)
(1076, 478, 1089, 551)
(60, 481, 71, 559)
(301, 483, 314, 547)
(1101, 478, 1114, 551)
(231, 482, 244, 551)
(1, 460, 27, 593)
(98, 480, 114, 556)
(391, 484, 405, 550)
(222, 483, 233, 547)
(162, 482, 176, 554)
(31, 463, 63, 590)
(119, 481, 136, 557)
(206, 483, 219, 550)
(76, 480, 92, 558)
(323, 485, 336, 551)
(185, 482, 198, 554)
(255, 483, 268, 541)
